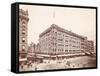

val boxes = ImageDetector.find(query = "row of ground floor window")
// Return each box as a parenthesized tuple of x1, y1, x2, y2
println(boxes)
(39, 50, 85, 54)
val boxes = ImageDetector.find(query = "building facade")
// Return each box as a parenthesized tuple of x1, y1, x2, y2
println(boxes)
(35, 43, 41, 54)
(27, 42, 36, 62)
(19, 9, 29, 65)
(39, 24, 92, 56)
(27, 42, 36, 56)
(86, 40, 94, 52)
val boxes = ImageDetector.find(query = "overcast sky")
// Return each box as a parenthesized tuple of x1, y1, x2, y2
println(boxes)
(19, 4, 96, 45)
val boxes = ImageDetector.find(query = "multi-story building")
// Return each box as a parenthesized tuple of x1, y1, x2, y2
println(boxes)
(86, 40, 94, 52)
(27, 42, 36, 62)
(35, 43, 41, 54)
(19, 9, 29, 65)
(27, 42, 43, 62)
(27, 42, 36, 56)
(39, 24, 90, 58)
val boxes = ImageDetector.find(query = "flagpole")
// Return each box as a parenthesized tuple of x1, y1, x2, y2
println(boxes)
(53, 9, 55, 24)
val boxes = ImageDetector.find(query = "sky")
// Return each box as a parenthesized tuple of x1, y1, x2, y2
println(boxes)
(19, 4, 96, 45)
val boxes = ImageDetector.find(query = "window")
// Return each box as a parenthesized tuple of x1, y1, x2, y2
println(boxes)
(58, 33, 61, 35)
(65, 50, 68, 52)
(58, 44, 64, 46)
(22, 31, 25, 34)
(65, 45, 68, 46)
(22, 47, 25, 51)
(22, 45, 25, 49)
(58, 39, 63, 41)
(55, 32, 57, 36)
(69, 50, 71, 52)
(52, 37, 55, 39)
(66, 36, 68, 37)
(73, 45, 75, 47)
(65, 40, 68, 42)
(22, 38, 25, 42)
(53, 49, 56, 51)
(22, 28, 25, 31)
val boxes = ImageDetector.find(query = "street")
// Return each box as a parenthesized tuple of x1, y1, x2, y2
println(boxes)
(19, 55, 96, 71)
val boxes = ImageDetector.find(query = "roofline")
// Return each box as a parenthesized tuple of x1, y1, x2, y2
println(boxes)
(39, 24, 86, 39)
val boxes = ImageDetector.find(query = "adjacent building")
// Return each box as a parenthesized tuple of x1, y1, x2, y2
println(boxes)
(35, 43, 41, 54)
(19, 9, 29, 65)
(27, 42, 36, 62)
(86, 40, 94, 52)
(27, 42, 36, 55)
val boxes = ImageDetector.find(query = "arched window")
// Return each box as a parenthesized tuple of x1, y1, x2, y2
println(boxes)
(22, 30, 25, 35)
(22, 37, 25, 42)
(22, 45, 25, 51)
(22, 21, 26, 31)
(22, 45, 25, 49)
(22, 48, 25, 51)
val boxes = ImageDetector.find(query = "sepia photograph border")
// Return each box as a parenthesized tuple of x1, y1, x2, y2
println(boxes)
(11, 2, 98, 73)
